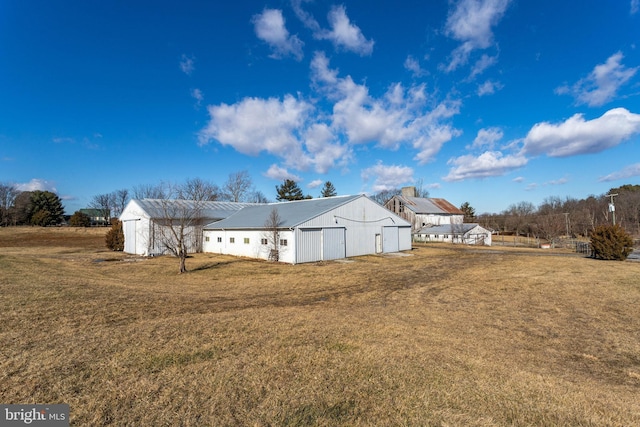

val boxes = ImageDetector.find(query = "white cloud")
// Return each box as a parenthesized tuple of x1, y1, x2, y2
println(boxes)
(599, 163, 640, 182)
(512, 176, 525, 183)
(522, 108, 640, 157)
(555, 52, 638, 106)
(308, 179, 323, 188)
(546, 176, 569, 186)
(312, 52, 462, 164)
(444, 0, 511, 71)
(470, 127, 503, 149)
(296, 3, 374, 55)
(361, 162, 414, 192)
(52, 137, 75, 144)
(404, 55, 427, 77)
(16, 178, 57, 192)
(303, 123, 351, 173)
(191, 88, 204, 107)
(291, 0, 321, 32)
(443, 151, 528, 181)
(469, 54, 497, 80)
(264, 164, 302, 182)
(477, 79, 503, 96)
(252, 9, 304, 60)
(632, 0, 639, 14)
(198, 95, 312, 168)
(180, 54, 195, 75)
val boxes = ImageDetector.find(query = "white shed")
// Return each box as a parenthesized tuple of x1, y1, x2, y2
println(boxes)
(202, 195, 412, 264)
(414, 223, 492, 246)
(120, 199, 255, 256)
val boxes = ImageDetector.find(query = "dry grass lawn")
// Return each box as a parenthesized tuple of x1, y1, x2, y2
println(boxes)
(1, 227, 639, 426)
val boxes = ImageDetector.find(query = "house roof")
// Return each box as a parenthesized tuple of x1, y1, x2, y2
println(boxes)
(126, 199, 256, 220)
(204, 195, 366, 229)
(415, 223, 486, 234)
(393, 196, 463, 215)
(79, 208, 106, 217)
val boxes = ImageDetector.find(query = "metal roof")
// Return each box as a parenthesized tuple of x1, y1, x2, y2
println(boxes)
(204, 195, 364, 229)
(415, 223, 483, 234)
(129, 199, 256, 220)
(395, 196, 464, 215)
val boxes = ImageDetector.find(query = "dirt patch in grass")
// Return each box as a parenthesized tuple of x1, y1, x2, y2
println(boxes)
(1, 227, 639, 426)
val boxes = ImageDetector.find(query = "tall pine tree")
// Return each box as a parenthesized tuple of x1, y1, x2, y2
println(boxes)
(320, 181, 337, 197)
(276, 179, 307, 201)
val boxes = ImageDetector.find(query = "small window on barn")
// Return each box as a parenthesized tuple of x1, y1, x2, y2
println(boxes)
(280, 239, 288, 246)
(217, 237, 222, 243)
(244, 238, 250, 244)
(261, 238, 268, 245)
(205, 236, 210, 242)
(230, 237, 235, 244)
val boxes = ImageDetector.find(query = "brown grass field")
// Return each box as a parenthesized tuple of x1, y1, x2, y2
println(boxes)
(1, 227, 639, 426)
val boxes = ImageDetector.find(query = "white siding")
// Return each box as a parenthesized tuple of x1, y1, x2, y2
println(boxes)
(322, 227, 346, 260)
(296, 228, 322, 263)
(120, 200, 152, 255)
(202, 229, 295, 263)
(383, 226, 399, 253)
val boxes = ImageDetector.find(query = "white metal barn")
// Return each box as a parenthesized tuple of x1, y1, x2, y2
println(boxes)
(119, 199, 255, 256)
(202, 195, 412, 264)
(414, 223, 492, 246)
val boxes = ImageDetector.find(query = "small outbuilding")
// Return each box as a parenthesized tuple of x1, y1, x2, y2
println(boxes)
(120, 199, 255, 256)
(413, 223, 492, 246)
(202, 194, 412, 264)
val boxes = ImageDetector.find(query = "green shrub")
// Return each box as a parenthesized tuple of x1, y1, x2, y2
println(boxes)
(590, 224, 633, 261)
(105, 220, 124, 251)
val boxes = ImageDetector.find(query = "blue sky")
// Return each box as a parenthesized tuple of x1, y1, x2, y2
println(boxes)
(1, 0, 639, 214)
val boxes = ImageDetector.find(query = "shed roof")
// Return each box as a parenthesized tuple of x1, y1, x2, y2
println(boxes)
(415, 223, 486, 234)
(125, 199, 256, 220)
(394, 196, 463, 215)
(204, 195, 369, 229)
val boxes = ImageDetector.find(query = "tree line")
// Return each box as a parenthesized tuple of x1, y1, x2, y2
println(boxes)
(0, 171, 340, 227)
(476, 185, 640, 240)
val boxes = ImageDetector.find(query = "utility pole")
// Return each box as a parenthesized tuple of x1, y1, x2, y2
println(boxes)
(605, 193, 618, 226)
(563, 212, 570, 237)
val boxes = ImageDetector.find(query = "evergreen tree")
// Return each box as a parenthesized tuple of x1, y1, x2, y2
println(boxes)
(28, 191, 64, 226)
(105, 220, 125, 251)
(590, 224, 633, 261)
(320, 181, 337, 198)
(460, 202, 476, 222)
(276, 179, 307, 201)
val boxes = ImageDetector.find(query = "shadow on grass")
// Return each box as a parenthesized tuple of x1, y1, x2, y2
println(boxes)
(191, 259, 242, 271)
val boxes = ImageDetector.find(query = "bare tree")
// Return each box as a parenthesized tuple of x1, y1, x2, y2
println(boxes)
(370, 188, 401, 205)
(223, 170, 253, 202)
(414, 178, 430, 198)
(183, 177, 220, 201)
(89, 193, 114, 225)
(248, 190, 269, 204)
(152, 183, 207, 273)
(0, 183, 19, 226)
(112, 189, 129, 219)
(263, 207, 284, 261)
(132, 183, 167, 199)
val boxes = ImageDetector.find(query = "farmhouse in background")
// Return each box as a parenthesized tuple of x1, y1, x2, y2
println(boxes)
(79, 208, 109, 226)
(385, 186, 492, 246)
(413, 223, 493, 246)
(120, 199, 255, 256)
(203, 194, 412, 264)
